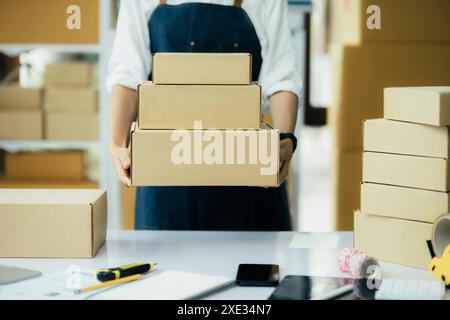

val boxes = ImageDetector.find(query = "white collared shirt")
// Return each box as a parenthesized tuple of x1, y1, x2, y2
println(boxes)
(106, 0, 302, 114)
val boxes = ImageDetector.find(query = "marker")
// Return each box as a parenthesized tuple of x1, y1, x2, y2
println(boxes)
(96, 262, 157, 282)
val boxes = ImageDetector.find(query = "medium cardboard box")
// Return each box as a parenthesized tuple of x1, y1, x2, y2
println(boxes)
(364, 119, 450, 159)
(0, 110, 42, 140)
(384, 87, 450, 127)
(46, 87, 97, 111)
(0, 179, 98, 189)
(152, 53, 252, 85)
(138, 82, 261, 130)
(354, 211, 433, 269)
(44, 62, 92, 87)
(363, 152, 450, 192)
(46, 111, 98, 141)
(0, 85, 42, 109)
(131, 123, 280, 187)
(333, 151, 362, 231)
(0, 0, 99, 44)
(361, 183, 450, 224)
(328, 44, 450, 151)
(5, 151, 85, 180)
(330, 0, 450, 45)
(0, 189, 107, 258)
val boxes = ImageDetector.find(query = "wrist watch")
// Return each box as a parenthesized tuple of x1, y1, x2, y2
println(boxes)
(280, 133, 298, 153)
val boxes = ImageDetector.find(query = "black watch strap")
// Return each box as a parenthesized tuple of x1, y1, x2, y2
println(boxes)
(280, 133, 298, 153)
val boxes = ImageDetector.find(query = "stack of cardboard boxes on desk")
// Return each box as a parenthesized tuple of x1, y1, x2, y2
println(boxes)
(355, 87, 450, 269)
(328, 0, 450, 230)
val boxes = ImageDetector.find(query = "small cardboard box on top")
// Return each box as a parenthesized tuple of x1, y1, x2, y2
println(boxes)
(44, 62, 92, 87)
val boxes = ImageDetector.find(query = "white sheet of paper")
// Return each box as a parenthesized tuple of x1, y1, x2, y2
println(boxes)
(289, 234, 341, 249)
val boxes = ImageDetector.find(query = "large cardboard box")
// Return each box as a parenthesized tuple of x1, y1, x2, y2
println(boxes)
(330, 0, 450, 45)
(5, 151, 85, 180)
(329, 44, 450, 151)
(333, 151, 362, 231)
(131, 123, 280, 187)
(44, 62, 92, 87)
(46, 111, 98, 141)
(152, 53, 252, 85)
(0, 110, 42, 140)
(0, 189, 107, 258)
(0, 179, 98, 189)
(0, 0, 99, 44)
(363, 152, 450, 192)
(384, 87, 450, 127)
(0, 85, 42, 110)
(364, 119, 450, 159)
(361, 183, 450, 224)
(46, 87, 97, 111)
(354, 211, 433, 269)
(139, 82, 261, 130)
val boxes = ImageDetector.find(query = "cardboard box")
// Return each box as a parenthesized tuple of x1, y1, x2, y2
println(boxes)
(361, 183, 450, 224)
(363, 152, 450, 192)
(44, 62, 92, 87)
(122, 186, 136, 230)
(152, 53, 252, 85)
(0, 0, 99, 44)
(5, 151, 85, 180)
(0, 85, 42, 109)
(333, 151, 362, 231)
(384, 87, 450, 127)
(0, 110, 42, 140)
(328, 44, 450, 151)
(330, 0, 450, 45)
(46, 87, 97, 111)
(0, 179, 98, 189)
(138, 82, 261, 130)
(46, 111, 98, 141)
(131, 123, 280, 187)
(354, 211, 433, 269)
(364, 119, 450, 159)
(0, 189, 107, 258)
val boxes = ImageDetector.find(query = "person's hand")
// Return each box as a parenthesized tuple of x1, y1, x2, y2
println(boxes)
(279, 138, 294, 184)
(110, 145, 131, 187)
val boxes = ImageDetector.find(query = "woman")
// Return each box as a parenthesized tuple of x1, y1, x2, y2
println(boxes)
(107, 0, 302, 231)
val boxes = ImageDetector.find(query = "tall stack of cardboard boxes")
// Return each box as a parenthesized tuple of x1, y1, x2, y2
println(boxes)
(328, 0, 450, 230)
(131, 53, 280, 187)
(44, 61, 98, 141)
(355, 87, 450, 269)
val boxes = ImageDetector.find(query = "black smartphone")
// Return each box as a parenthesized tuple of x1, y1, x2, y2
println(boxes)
(236, 264, 279, 287)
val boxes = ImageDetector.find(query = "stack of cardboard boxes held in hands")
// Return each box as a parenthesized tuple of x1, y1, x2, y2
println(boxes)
(355, 87, 450, 269)
(131, 53, 280, 187)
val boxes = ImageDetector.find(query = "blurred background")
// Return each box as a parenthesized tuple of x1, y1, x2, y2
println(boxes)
(0, 0, 449, 232)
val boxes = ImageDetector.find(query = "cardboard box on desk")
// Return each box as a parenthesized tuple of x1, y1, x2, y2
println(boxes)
(354, 211, 433, 270)
(131, 123, 280, 187)
(361, 183, 450, 224)
(364, 119, 450, 159)
(0, 189, 107, 258)
(328, 44, 450, 151)
(46, 87, 98, 111)
(384, 87, 450, 127)
(45, 111, 98, 141)
(0, 110, 42, 140)
(0, 85, 42, 109)
(5, 151, 86, 180)
(363, 152, 450, 192)
(138, 82, 261, 130)
(44, 62, 92, 87)
(0, 179, 98, 189)
(152, 53, 252, 85)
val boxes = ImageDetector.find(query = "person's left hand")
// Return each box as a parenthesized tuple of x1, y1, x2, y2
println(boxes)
(279, 138, 294, 184)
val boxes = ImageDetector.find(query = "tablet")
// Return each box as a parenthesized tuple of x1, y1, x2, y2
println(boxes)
(0, 265, 42, 285)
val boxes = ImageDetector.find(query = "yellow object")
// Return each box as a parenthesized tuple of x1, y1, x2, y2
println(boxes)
(429, 245, 450, 286)
(79, 274, 141, 294)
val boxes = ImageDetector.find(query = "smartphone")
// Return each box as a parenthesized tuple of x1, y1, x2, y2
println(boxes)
(236, 264, 279, 287)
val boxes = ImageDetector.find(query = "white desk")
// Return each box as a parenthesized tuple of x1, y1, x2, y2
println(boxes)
(0, 231, 435, 300)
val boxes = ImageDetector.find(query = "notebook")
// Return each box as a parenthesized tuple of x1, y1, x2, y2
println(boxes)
(90, 270, 236, 300)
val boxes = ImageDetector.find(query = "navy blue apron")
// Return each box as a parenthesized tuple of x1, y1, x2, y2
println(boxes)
(135, 0, 292, 231)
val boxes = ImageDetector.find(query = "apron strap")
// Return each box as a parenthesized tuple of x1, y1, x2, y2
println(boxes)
(159, 0, 243, 7)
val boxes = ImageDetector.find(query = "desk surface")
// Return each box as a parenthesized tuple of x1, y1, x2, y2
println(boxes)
(0, 231, 434, 300)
